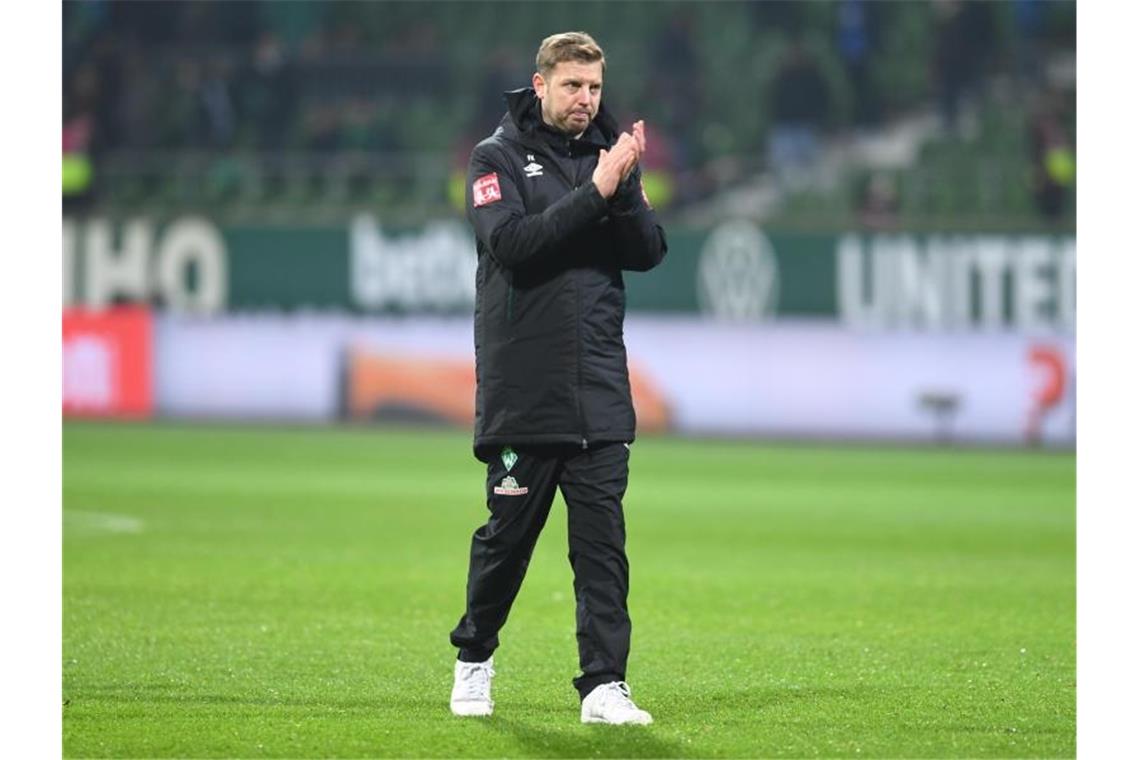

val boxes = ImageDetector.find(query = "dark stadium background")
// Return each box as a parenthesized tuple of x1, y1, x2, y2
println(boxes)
(62, 0, 1076, 445)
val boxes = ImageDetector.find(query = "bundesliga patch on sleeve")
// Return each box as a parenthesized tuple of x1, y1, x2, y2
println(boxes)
(473, 172, 502, 207)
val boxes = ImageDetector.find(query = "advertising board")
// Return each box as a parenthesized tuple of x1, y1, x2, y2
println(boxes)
(63, 306, 153, 418)
(152, 315, 1073, 446)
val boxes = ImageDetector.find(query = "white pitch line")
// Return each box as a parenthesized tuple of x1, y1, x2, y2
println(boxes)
(64, 510, 145, 535)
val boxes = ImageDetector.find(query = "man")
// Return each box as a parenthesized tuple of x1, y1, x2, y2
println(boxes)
(449, 31, 667, 725)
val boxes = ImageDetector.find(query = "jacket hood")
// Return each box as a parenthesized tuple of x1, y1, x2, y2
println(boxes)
(499, 87, 619, 148)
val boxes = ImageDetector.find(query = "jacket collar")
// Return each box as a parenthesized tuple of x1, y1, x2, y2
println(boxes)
(498, 87, 618, 151)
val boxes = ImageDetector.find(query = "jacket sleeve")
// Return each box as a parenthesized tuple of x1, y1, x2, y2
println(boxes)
(466, 142, 609, 270)
(608, 165, 668, 272)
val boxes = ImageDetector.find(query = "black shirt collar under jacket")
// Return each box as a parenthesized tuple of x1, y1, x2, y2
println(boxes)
(500, 87, 619, 155)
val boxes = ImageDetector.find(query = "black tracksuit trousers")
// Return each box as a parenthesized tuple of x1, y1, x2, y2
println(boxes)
(449, 441, 632, 700)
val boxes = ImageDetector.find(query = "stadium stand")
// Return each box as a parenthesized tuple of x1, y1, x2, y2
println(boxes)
(63, 0, 1074, 230)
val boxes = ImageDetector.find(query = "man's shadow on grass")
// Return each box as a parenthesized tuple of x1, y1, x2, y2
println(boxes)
(472, 684, 869, 758)
(479, 714, 687, 759)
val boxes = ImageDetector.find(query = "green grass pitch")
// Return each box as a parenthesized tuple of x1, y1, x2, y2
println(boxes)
(63, 422, 1075, 758)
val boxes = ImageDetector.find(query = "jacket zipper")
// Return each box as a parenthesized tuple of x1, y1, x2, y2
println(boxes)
(573, 146, 588, 450)
(529, 137, 591, 449)
(574, 142, 598, 450)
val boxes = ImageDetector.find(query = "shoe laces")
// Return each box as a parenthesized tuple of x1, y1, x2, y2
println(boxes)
(456, 661, 494, 700)
(602, 681, 638, 711)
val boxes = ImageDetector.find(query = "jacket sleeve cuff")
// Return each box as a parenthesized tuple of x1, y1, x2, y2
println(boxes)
(609, 174, 642, 213)
(578, 181, 610, 218)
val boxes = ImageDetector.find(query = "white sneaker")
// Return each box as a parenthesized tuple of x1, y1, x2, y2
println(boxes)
(450, 657, 494, 716)
(580, 681, 653, 725)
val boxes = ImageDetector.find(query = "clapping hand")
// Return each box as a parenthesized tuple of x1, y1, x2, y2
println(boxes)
(592, 120, 646, 199)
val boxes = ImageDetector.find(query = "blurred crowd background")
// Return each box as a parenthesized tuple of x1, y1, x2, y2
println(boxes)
(61, 1, 1077, 446)
(63, 0, 1075, 230)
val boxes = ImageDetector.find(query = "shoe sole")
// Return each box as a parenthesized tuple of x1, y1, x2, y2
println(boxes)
(451, 702, 493, 717)
(581, 715, 653, 725)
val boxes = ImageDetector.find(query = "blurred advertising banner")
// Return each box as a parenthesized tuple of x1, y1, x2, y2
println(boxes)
(342, 348, 670, 432)
(624, 319, 1074, 446)
(62, 307, 154, 418)
(152, 315, 1073, 447)
(64, 216, 1075, 332)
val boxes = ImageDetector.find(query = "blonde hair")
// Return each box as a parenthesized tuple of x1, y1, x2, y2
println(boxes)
(535, 32, 606, 77)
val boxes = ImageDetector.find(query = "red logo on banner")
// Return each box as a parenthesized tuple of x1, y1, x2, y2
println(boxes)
(1024, 344, 1067, 445)
(62, 307, 154, 419)
(473, 172, 502, 207)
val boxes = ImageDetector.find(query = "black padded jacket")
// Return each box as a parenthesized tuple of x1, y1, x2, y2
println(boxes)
(465, 88, 667, 455)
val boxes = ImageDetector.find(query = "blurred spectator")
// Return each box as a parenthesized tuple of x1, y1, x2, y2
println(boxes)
(856, 172, 900, 230)
(153, 56, 237, 150)
(639, 121, 680, 209)
(931, 0, 994, 135)
(767, 37, 831, 179)
(340, 98, 374, 151)
(341, 97, 400, 152)
(63, 0, 107, 72)
(63, 62, 100, 212)
(1012, 0, 1046, 91)
(835, 0, 880, 128)
(649, 11, 702, 168)
(200, 59, 237, 149)
(240, 32, 297, 150)
(302, 102, 343, 153)
(931, 1, 969, 134)
(472, 46, 523, 137)
(115, 41, 158, 149)
(1027, 89, 1075, 221)
(159, 58, 207, 147)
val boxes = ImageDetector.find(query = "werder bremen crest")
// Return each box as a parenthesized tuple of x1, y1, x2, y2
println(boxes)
(493, 475, 528, 496)
(501, 446, 518, 471)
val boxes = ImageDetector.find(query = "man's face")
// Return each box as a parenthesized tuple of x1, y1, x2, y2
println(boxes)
(533, 60, 603, 136)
